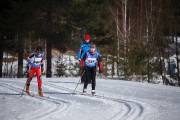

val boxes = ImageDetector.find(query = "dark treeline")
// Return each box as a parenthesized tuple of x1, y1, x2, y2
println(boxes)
(0, 0, 180, 83)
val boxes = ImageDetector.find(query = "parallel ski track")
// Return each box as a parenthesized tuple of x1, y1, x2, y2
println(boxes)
(0, 79, 144, 120)
(45, 82, 144, 120)
(0, 80, 72, 120)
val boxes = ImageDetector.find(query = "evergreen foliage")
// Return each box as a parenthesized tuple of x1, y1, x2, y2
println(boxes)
(0, 0, 180, 83)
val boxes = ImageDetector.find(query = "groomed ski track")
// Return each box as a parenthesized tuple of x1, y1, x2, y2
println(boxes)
(0, 77, 180, 120)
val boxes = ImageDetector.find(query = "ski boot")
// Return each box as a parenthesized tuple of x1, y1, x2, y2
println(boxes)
(82, 89, 87, 95)
(26, 77, 32, 95)
(38, 88, 43, 97)
(92, 90, 96, 96)
(26, 85, 30, 95)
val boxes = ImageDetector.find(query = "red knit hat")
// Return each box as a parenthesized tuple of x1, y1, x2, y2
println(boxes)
(85, 34, 90, 40)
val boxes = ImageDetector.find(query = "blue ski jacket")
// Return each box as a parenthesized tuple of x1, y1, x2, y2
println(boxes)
(28, 51, 45, 68)
(81, 50, 103, 71)
(77, 42, 92, 60)
(84, 51, 100, 67)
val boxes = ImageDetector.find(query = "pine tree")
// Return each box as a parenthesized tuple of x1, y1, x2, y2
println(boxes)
(55, 56, 66, 77)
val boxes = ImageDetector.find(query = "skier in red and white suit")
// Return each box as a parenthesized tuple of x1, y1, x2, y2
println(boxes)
(25, 46, 44, 97)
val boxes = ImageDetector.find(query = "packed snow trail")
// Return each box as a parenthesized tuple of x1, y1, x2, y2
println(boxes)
(0, 79, 143, 120)
(0, 77, 180, 120)
(45, 82, 144, 120)
(0, 80, 72, 120)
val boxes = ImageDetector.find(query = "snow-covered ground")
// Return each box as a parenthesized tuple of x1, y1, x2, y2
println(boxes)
(0, 77, 180, 120)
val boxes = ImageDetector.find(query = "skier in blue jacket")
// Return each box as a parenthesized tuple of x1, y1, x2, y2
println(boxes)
(81, 43, 102, 95)
(77, 34, 92, 83)
(77, 34, 92, 61)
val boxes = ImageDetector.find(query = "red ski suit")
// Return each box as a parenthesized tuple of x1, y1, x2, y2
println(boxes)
(27, 52, 44, 88)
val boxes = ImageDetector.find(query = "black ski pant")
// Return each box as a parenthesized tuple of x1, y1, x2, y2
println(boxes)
(81, 67, 91, 83)
(83, 66, 96, 90)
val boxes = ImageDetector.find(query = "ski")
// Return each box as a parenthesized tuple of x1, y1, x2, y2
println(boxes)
(25, 92, 48, 98)
(79, 92, 97, 97)
(27, 93, 50, 98)
(26, 92, 35, 97)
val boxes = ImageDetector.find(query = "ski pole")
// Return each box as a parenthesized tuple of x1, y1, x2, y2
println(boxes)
(20, 81, 27, 97)
(73, 70, 85, 94)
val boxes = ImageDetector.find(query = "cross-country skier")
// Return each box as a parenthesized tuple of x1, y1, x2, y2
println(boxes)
(77, 34, 93, 83)
(25, 46, 45, 97)
(81, 43, 102, 95)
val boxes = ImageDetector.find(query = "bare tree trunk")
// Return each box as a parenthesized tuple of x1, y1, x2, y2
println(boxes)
(175, 33, 180, 85)
(46, 39, 52, 77)
(145, 0, 150, 82)
(6, 52, 9, 77)
(111, 56, 115, 78)
(147, 57, 151, 83)
(159, 46, 163, 75)
(17, 33, 24, 78)
(122, 0, 127, 78)
(0, 43, 3, 78)
(116, 0, 120, 78)
(46, 9, 53, 78)
(139, 0, 143, 41)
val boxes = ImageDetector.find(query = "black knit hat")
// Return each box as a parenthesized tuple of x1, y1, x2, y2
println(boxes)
(36, 46, 42, 51)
